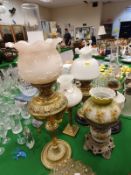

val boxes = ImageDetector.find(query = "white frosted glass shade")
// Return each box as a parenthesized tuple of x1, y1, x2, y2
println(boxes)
(71, 58, 99, 80)
(57, 74, 82, 107)
(14, 38, 63, 84)
(71, 46, 99, 80)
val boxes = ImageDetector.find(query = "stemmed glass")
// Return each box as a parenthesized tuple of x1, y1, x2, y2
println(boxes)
(0, 138, 5, 156)
(20, 102, 31, 125)
(0, 122, 9, 145)
(0, 103, 11, 144)
(10, 104, 25, 145)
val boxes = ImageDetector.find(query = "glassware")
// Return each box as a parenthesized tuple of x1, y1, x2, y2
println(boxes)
(21, 3, 44, 43)
(110, 43, 120, 78)
(23, 126, 35, 149)
(0, 105, 11, 144)
(0, 137, 5, 156)
(18, 78, 38, 97)
(0, 122, 10, 144)
(10, 106, 25, 145)
(122, 83, 131, 117)
(0, 147, 5, 155)
(11, 114, 22, 134)
(20, 102, 31, 125)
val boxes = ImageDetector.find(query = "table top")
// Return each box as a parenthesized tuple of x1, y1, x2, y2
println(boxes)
(0, 54, 131, 175)
(60, 47, 72, 53)
(0, 108, 131, 175)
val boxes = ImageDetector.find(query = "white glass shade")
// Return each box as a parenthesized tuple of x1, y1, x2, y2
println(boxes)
(98, 26, 106, 36)
(14, 38, 63, 84)
(57, 74, 82, 107)
(71, 47, 99, 80)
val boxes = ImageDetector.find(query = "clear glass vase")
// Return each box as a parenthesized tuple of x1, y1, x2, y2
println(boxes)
(21, 3, 44, 43)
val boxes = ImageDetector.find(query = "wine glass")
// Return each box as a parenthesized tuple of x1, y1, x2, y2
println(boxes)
(0, 104, 11, 144)
(10, 104, 25, 145)
(20, 102, 31, 125)
(0, 122, 9, 145)
(0, 138, 5, 156)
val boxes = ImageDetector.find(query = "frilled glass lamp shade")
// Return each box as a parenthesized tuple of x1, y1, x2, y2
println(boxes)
(71, 46, 100, 126)
(14, 38, 71, 169)
(15, 39, 63, 84)
(71, 47, 99, 80)
(71, 46, 99, 98)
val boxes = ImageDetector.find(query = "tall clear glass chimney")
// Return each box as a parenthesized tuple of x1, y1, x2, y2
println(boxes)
(21, 3, 44, 43)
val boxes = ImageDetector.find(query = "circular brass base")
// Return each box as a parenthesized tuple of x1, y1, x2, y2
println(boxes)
(41, 139, 72, 169)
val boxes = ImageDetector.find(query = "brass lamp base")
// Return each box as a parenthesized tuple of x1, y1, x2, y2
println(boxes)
(28, 82, 71, 169)
(84, 134, 115, 159)
(63, 124, 79, 137)
(80, 80, 92, 102)
(41, 139, 72, 169)
(28, 82, 67, 120)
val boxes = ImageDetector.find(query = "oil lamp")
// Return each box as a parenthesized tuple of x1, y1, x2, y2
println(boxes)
(79, 87, 121, 159)
(14, 38, 71, 169)
(71, 46, 99, 125)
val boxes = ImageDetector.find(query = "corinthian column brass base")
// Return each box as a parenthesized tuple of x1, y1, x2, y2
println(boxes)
(28, 82, 71, 169)
(63, 124, 79, 137)
(41, 139, 72, 169)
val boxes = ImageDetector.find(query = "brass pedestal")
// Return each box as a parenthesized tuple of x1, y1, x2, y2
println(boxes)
(63, 124, 79, 137)
(63, 108, 79, 137)
(80, 80, 92, 102)
(28, 82, 71, 169)
(41, 139, 71, 169)
(76, 80, 91, 126)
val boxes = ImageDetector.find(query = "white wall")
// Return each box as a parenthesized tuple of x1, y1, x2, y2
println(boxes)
(50, 3, 102, 37)
(102, 0, 131, 38)
(0, 0, 51, 25)
(2, 0, 131, 39)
